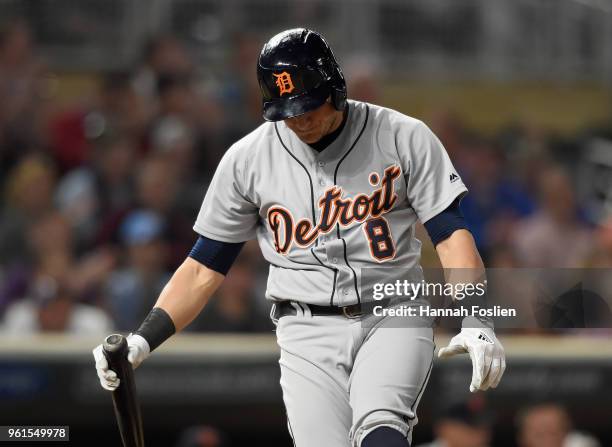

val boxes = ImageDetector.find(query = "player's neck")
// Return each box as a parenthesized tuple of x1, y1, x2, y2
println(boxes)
(308, 107, 348, 153)
(327, 108, 346, 135)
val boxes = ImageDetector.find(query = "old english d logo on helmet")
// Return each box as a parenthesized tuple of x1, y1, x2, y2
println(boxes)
(273, 72, 295, 96)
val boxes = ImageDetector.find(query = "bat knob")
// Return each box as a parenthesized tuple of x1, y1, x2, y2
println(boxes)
(104, 334, 127, 352)
(103, 334, 130, 369)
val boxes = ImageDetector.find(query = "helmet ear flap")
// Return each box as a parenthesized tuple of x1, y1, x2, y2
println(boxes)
(314, 56, 347, 112)
(330, 63, 347, 111)
(331, 86, 347, 111)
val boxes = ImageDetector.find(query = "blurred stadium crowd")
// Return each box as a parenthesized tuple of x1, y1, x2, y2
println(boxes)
(173, 398, 602, 447)
(0, 19, 611, 337)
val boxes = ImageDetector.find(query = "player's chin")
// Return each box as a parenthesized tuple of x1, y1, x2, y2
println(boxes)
(297, 131, 321, 144)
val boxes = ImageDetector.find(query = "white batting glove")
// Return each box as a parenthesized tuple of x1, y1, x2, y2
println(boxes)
(438, 327, 506, 392)
(92, 334, 150, 391)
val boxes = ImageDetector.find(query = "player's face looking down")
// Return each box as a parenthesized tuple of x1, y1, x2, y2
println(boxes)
(284, 100, 344, 144)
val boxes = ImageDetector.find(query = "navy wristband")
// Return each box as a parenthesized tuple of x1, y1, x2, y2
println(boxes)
(135, 307, 176, 352)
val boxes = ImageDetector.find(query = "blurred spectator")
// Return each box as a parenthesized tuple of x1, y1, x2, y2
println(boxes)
(27, 211, 72, 267)
(134, 34, 225, 173)
(33, 210, 118, 291)
(105, 210, 171, 330)
(487, 244, 520, 268)
(60, 133, 137, 251)
(0, 210, 69, 315)
(0, 209, 115, 315)
(427, 110, 470, 160)
(189, 245, 272, 333)
(83, 132, 136, 214)
(54, 162, 99, 252)
(587, 216, 612, 267)
(97, 72, 151, 143)
(0, 20, 48, 173)
(49, 71, 149, 172)
(0, 18, 607, 338)
(132, 34, 194, 105)
(1, 272, 112, 335)
(216, 32, 263, 146)
(150, 117, 206, 221)
(135, 155, 194, 267)
(416, 397, 492, 447)
(0, 154, 56, 265)
(151, 114, 195, 167)
(517, 403, 600, 447)
(149, 73, 204, 171)
(175, 425, 227, 447)
(498, 122, 552, 177)
(85, 133, 137, 213)
(459, 140, 535, 258)
(136, 155, 179, 215)
(512, 166, 594, 267)
(152, 73, 197, 140)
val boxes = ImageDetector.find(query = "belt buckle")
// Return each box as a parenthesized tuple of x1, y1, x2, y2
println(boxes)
(342, 304, 362, 319)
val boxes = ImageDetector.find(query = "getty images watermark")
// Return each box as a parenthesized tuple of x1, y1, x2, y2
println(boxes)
(360, 268, 612, 329)
(370, 278, 516, 319)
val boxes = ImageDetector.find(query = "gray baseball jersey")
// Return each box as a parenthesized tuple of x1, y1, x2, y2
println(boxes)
(194, 99, 466, 446)
(194, 99, 467, 305)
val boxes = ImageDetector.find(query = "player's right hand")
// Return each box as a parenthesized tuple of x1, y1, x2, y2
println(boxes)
(92, 334, 150, 391)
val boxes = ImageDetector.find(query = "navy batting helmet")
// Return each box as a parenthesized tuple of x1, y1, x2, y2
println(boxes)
(257, 28, 347, 122)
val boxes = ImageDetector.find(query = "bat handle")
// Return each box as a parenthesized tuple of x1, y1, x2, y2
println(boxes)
(103, 334, 129, 372)
(102, 334, 145, 447)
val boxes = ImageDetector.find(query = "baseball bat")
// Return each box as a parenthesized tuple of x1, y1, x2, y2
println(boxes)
(103, 334, 145, 447)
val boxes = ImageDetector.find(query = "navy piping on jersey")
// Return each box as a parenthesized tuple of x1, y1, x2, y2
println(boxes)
(274, 123, 318, 247)
(273, 106, 369, 305)
(188, 235, 244, 275)
(407, 344, 435, 420)
(296, 302, 305, 314)
(403, 165, 419, 218)
(332, 105, 370, 199)
(341, 238, 361, 303)
(287, 413, 297, 447)
(308, 106, 349, 152)
(310, 248, 338, 305)
(274, 120, 343, 305)
(280, 253, 337, 303)
(333, 105, 370, 303)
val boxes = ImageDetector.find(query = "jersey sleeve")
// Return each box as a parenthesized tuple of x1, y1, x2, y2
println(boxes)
(193, 145, 259, 242)
(402, 120, 468, 223)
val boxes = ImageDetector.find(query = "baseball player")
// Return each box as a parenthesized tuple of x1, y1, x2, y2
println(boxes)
(93, 28, 506, 447)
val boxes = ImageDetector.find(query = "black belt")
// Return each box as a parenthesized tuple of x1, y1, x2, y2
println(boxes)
(274, 299, 392, 319)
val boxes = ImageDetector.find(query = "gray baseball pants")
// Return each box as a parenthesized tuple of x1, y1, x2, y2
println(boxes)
(273, 302, 435, 447)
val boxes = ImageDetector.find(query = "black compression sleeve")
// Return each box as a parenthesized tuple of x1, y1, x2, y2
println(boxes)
(135, 307, 176, 352)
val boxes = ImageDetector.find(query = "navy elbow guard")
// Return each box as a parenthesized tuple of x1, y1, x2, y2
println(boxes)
(188, 235, 244, 275)
(424, 198, 468, 246)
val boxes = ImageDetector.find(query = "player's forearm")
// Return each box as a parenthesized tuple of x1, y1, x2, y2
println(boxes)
(436, 229, 484, 270)
(154, 257, 225, 332)
(436, 229, 487, 307)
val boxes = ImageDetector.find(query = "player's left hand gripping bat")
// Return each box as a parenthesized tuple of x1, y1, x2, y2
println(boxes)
(103, 334, 145, 447)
